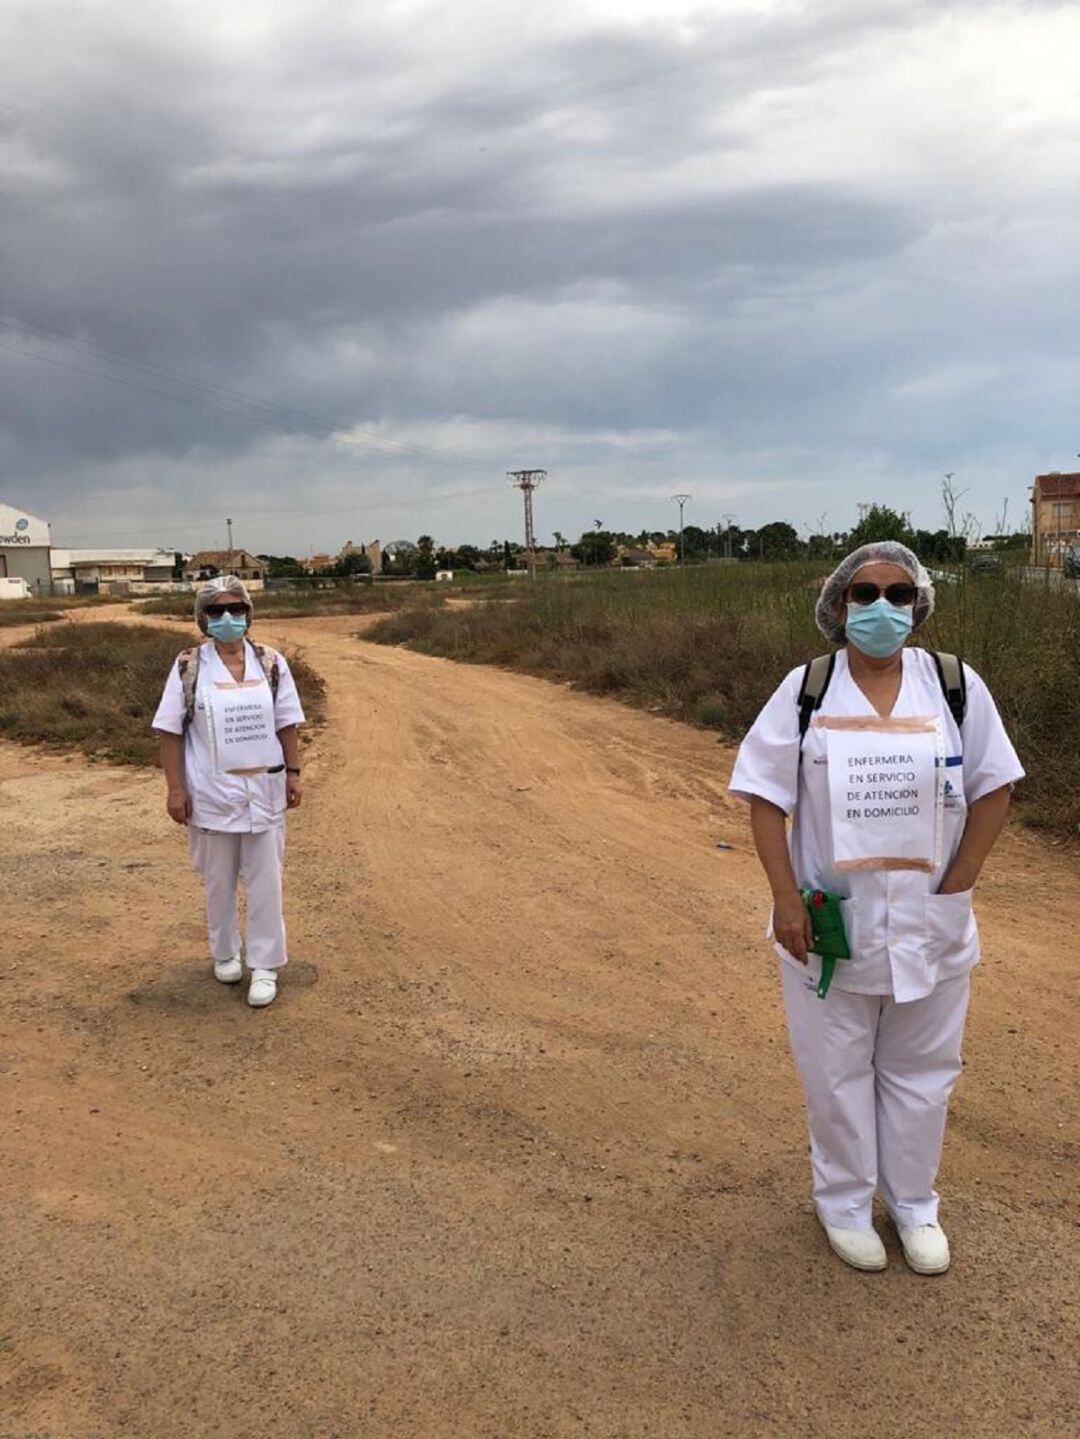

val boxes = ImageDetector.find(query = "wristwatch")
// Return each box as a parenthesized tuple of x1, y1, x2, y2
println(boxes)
(286, 766, 301, 775)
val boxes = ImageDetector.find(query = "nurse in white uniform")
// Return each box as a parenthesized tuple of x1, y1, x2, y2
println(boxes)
(152, 576, 306, 1009)
(730, 542, 1023, 1274)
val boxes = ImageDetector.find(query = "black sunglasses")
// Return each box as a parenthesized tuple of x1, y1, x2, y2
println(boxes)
(847, 582, 917, 606)
(204, 602, 249, 618)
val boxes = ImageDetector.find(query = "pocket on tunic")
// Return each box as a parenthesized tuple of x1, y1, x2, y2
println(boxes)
(923, 888, 977, 966)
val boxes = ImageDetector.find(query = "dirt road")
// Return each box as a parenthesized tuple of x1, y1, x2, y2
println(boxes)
(2, 610, 1077, 1438)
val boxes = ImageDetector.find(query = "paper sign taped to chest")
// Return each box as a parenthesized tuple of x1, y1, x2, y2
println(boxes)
(207, 680, 280, 774)
(818, 715, 943, 873)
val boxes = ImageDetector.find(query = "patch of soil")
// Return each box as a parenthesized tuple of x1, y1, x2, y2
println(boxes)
(1, 610, 1077, 1437)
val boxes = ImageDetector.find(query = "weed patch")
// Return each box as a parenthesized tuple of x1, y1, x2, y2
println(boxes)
(368, 565, 1080, 839)
(0, 594, 127, 625)
(139, 584, 446, 620)
(0, 606, 63, 627)
(0, 622, 325, 766)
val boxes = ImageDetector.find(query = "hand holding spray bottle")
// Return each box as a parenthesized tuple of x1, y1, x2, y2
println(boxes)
(800, 889, 851, 999)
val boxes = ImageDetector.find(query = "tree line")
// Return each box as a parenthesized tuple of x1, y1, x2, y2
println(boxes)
(258, 506, 1031, 578)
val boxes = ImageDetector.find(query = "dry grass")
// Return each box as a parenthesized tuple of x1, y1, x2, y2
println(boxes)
(0, 622, 325, 766)
(0, 606, 64, 627)
(368, 564, 1080, 839)
(138, 584, 446, 620)
(0, 595, 124, 627)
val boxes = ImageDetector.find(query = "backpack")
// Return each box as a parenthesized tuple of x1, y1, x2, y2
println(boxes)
(177, 642, 282, 730)
(796, 650, 966, 749)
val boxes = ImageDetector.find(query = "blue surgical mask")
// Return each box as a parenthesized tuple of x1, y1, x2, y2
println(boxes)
(845, 598, 913, 657)
(206, 612, 249, 642)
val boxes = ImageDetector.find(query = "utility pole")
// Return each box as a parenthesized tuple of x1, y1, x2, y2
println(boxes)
(508, 470, 546, 578)
(672, 493, 691, 567)
(721, 512, 736, 560)
(226, 517, 234, 571)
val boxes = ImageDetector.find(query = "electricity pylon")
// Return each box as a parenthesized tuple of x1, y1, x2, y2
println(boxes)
(508, 470, 546, 577)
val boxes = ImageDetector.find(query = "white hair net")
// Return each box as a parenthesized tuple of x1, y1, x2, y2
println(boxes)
(815, 541, 934, 645)
(194, 574, 254, 635)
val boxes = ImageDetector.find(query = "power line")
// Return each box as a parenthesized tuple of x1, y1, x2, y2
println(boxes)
(0, 314, 489, 470)
(0, 312, 478, 463)
(48, 480, 508, 545)
(0, 321, 721, 516)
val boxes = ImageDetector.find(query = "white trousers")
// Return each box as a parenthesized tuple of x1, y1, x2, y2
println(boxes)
(781, 964, 970, 1230)
(189, 827, 288, 971)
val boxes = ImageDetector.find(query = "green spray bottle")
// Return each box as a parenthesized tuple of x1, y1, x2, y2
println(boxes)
(800, 889, 852, 999)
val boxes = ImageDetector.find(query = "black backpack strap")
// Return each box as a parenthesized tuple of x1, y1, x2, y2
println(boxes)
(797, 652, 837, 748)
(931, 651, 967, 728)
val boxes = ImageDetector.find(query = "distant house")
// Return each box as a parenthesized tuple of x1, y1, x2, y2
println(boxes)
(52, 548, 177, 594)
(184, 549, 264, 582)
(618, 542, 677, 567)
(1031, 472, 1080, 568)
(619, 548, 656, 568)
(301, 554, 335, 574)
(338, 538, 382, 573)
(534, 548, 579, 571)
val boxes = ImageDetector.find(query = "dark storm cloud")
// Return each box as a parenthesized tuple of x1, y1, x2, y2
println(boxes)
(0, 172, 913, 472)
(1, 0, 1079, 546)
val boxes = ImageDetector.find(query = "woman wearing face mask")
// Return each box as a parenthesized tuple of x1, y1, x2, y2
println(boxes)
(729, 542, 1023, 1275)
(152, 576, 305, 1008)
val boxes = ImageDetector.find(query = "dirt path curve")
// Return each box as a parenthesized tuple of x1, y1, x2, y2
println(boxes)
(2, 609, 1077, 1438)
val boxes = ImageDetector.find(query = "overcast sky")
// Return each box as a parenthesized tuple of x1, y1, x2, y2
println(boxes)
(3, 0, 1079, 555)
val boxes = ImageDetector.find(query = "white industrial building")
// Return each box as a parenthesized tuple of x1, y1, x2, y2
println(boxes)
(0, 501, 53, 595)
(1, 499, 186, 597)
(50, 548, 179, 594)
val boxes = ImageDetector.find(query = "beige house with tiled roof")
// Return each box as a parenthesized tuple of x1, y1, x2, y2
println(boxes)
(184, 549, 264, 581)
(533, 548, 579, 571)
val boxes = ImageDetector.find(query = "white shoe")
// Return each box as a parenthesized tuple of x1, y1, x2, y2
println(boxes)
(822, 1223, 888, 1272)
(213, 954, 243, 984)
(247, 968, 278, 1008)
(897, 1222, 950, 1274)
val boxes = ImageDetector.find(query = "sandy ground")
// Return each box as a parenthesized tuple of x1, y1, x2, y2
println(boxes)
(1, 607, 1077, 1439)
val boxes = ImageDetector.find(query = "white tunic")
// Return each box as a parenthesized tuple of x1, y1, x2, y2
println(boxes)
(152, 640, 306, 834)
(729, 646, 1024, 1002)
